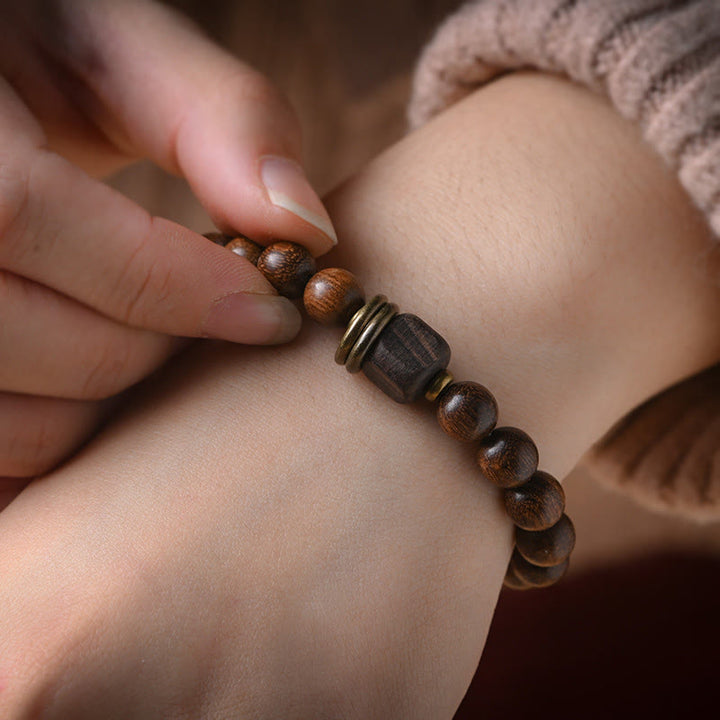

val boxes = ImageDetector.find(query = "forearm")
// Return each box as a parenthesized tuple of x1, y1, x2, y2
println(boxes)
(1, 72, 718, 719)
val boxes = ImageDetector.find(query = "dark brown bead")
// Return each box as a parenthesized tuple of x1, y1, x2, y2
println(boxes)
(257, 241, 317, 298)
(303, 268, 365, 325)
(225, 235, 263, 265)
(504, 471, 565, 531)
(508, 548, 569, 588)
(361, 314, 451, 404)
(516, 513, 575, 567)
(476, 427, 539, 488)
(203, 231, 231, 246)
(503, 563, 531, 591)
(436, 381, 497, 442)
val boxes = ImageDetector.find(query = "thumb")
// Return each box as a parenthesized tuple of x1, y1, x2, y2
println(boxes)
(57, 0, 336, 255)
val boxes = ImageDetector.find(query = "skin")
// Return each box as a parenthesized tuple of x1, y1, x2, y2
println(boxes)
(0, 73, 719, 718)
(0, 0, 337, 479)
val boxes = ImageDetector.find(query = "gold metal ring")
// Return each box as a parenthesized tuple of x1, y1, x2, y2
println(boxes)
(424, 370, 454, 402)
(345, 302, 398, 373)
(335, 295, 387, 365)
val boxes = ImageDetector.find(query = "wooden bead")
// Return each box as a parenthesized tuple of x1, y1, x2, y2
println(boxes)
(203, 231, 230, 246)
(225, 235, 263, 265)
(203, 232, 263, 265)
(257, 241, 317, 298)
(503, 563, 531, 591)
(476, 427, 539, 488)
(303, 268, 365, 325)
(361, 314, 451, 404)
(508, 548, 569, 588)
(516, 513, 576, 567)
(436, 381, 497, 442)
(504, 471, 565, 531)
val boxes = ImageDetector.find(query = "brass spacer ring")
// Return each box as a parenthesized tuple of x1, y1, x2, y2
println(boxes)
(345, 302, 398, 374)
(424, 370, 454, 402)
(335, 294, 387, 366)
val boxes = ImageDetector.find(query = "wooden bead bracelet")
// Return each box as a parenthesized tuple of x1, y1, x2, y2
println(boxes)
(207, 233, 576, 589)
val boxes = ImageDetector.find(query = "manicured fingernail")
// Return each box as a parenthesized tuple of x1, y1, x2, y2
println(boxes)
(203, 292, 301, 345)
(260, 155, 337, 245)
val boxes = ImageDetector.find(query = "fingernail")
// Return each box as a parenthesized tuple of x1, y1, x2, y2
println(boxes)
(260, 155, 337, 245)
(203, 292, 302, 345)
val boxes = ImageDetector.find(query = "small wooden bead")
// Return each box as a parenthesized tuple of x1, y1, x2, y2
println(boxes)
(257, 241, 317, 298)
(504, 471, 565, 531)
(476, 427, 539, 488)
(203, 231, 230, 246)
(361, 314, 451, 403)
(303, 268, 365, 325)
(508, 548, 569, 588)
(436, 381, 497, 442)
(503, 563, 531, 591)
(516, 513, 576, 567)
(225, 235, 263, 265)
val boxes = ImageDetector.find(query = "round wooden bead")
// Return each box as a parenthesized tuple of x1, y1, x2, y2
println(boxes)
(503, 563, 531, 591)
(203, 231, 230, 246)
(436, 381, 497, 442)
(303, 268, 365, 325)
(257, 241, 317, 298)
(476, 427, 539, 488)
(504, 471, 565, 531)
(508, 548, 569, 588)
(516, 513, 576, 567)
(225, 235, 263, 265)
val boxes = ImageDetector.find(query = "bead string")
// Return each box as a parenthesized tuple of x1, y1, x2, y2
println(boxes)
(207, 233, 576, 589)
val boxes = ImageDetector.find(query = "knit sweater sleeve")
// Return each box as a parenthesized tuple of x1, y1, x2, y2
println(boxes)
(408, 0, 720, 521)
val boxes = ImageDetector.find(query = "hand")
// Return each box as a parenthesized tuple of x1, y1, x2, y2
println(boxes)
(1, 73, 718, 718)
(0, 0, 336, 479)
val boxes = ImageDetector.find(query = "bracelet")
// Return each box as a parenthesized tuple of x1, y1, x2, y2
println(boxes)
(207, 233, 576, 589)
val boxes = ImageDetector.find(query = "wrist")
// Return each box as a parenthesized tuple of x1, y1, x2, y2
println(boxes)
(325, 71, 720, 477)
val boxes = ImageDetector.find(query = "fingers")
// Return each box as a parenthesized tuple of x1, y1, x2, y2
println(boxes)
(0, 108, 301, 343)
(0, 270, 177, 399)
(57, 0, 336, 255)
(0, 392, 104, 478)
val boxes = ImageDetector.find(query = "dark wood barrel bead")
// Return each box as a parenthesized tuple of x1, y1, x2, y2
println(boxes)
(361, 313, 451, 404)
(504, 471, 565, 531)
(436, 381, 498, 442)
(516, 513, 575, 567)
(225, 235, 263, 265)
(257, 241, 317, 298)
(508, 548, 569, 588)
(303, 268, 365, 326)
(476, 427, 539, 488)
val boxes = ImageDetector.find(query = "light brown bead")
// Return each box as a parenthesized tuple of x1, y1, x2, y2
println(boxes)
(437, 381, 497, 442)
(504, 471, 565, 531)
(257, 241, 317, 298)
(508, 548, 569, 588)
(303, 268, 365, 325)
(225, 235, 263, 265)
(476, 427, 539, 488)
(516, 513, 576, 567)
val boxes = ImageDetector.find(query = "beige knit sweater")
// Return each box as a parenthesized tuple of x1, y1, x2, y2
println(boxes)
(409, 0, 720, 520)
